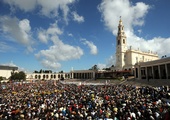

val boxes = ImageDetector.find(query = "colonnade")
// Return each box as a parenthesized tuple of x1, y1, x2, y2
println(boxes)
(30, 73, 70, 80)
(70, 71, 95, 79)
(135, 60, 170, 79)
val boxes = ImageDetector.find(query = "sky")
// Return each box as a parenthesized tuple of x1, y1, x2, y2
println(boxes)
(0, 0, 170, 73)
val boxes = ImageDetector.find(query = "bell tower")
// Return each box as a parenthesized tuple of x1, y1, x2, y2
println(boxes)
(115, 17, 127, 71)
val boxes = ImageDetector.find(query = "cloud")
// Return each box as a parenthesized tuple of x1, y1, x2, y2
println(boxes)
(38, 29, 48, 44)
(37, 0, 76, 22)
(98, 0, 150, 34)
(0, 41, 15, 52)
(97, 54, 116, 70)
(3, 0, 76, 22)
(106, 54, 116, 67)
(98, 0, 170, 57)
(81, 38, 98, 55)
(97, 63, 106, 70)
(137, 29, 142, 34)
(38, 21, 63, 44)
(2, 61, 17, 67)
(36, 21, 84, 70)
(0, 16, 34, 52)
(125, 31, 170, 56)
(41, 59, 62, 70)
(68, 33, 73, 37)
(1, 61, 30, 73)
(72, 11, 85, 23)
(36, 37, 84, 70)
(3, 0, 36, 12)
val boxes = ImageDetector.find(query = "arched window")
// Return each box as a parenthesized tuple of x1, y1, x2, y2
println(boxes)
(118, 40, 120, 45)
(43, 75, 45, 79)
(35, 75, 37, 79)
(136, 57, 138, 63)
(118, 56, 120, 61)
(46, 75, 48, 79)
(123, 39, 125, 44)
(61, 75, 63, 78)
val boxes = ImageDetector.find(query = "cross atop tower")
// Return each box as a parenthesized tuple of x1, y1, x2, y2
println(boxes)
(119, 16, 122, 25)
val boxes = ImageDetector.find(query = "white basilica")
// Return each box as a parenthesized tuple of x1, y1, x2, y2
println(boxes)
(115, 18, 159, 71)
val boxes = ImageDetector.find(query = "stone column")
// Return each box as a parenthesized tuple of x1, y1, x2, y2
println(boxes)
(152, 66, 154, 79)
(158, 65, 161, 79)
(145, 67, 148, 79)
(138, 66, 141, 79)
(165, 64, 168, 79)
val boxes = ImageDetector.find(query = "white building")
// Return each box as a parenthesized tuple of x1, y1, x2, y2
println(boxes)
(115, 18, 159, 72)
(26, 72, 70, 80)
(26, 70, 96, 80)
(135, 56, 170, 79)
(0, 65, 18, 79)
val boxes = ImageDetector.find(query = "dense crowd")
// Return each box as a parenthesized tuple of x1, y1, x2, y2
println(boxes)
(0, 80, 170, 120)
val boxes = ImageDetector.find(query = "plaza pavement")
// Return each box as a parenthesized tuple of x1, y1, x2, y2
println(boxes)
(64, 78, 170, 87)
(122, 78, 170, 87)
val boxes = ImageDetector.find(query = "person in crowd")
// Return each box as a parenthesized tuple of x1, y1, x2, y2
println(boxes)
(0, 80, 169, 120)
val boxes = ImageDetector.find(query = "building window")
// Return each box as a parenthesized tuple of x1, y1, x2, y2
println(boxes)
(123, 39, 125, 44)
(118, 40, 120, 45)
(35, 75, 37, 79)
(142, 56, 144, 61)
(136, 57, 138, 63)
(46, 75, 48, 79)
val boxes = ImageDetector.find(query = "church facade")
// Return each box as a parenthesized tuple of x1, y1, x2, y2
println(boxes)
(115, 18, 159, 72)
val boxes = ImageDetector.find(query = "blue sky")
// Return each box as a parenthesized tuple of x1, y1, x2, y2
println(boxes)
(0, 0, 170, 73)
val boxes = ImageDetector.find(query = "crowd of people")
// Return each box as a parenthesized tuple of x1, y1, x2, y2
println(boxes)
(0, 80, 170, 120)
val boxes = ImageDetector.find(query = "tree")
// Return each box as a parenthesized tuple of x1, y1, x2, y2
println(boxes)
(10, 71, 26, 81)
(0, 76, 3, 81)
(89, 65, 98, 71)
(59, 71, 64, 73)
(18, 71, 26, 81)
(111, 65, 114, 67)
(39, 69, 43, 73)
(34, 70, 39, 73)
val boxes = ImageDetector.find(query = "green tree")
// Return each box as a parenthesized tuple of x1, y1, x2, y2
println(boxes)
(94, 65, 98, 70)
(39, 69, 43, 73)
(10, 71, 26, 81)
(0, 76, 3, 81)
(34, 70, 39, 73)
(59, 71, 64, 73)
(89, 65, 98, 71)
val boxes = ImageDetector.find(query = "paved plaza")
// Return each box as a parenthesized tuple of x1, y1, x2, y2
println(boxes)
(64, 78, 170, 87)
